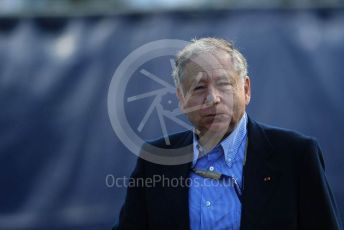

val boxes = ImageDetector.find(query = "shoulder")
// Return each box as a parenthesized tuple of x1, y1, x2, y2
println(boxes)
(256, 120, 324, 167)
(145, 130, 193, 149)
(255, 120, 318, 150)
(138, 130, 194, 166)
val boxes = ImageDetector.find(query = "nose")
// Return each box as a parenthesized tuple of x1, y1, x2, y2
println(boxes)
(205, 87, 220, 105)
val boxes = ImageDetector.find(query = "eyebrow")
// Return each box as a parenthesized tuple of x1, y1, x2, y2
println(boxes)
(215, 75, 229, 80)
(191, 74, 232, 84)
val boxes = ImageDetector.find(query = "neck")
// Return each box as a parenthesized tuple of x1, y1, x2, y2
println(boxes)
(197, 128, 231, 153)
(196, 113, 245, 152)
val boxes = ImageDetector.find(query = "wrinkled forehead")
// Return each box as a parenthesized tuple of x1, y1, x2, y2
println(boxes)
(183, 51, 236, 81)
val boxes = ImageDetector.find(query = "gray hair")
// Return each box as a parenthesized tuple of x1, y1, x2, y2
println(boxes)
(172, 37, 248, 87)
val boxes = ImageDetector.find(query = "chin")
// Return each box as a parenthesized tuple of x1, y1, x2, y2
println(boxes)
(202, 122, 230, 135)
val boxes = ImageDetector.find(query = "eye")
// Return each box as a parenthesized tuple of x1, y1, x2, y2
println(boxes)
(217, 81, 231, 87)
(193, 85, 206, 91)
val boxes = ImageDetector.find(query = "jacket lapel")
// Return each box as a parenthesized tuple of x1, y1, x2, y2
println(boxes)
(240, 118, 281, 229)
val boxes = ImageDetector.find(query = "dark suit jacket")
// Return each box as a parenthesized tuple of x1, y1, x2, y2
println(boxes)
(114, 118, 342, 230)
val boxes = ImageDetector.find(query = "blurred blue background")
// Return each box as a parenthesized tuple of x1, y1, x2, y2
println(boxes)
(0, 0, 343, 229)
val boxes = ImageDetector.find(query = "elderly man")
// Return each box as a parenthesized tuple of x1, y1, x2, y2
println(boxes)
(114, 38, 342, 230)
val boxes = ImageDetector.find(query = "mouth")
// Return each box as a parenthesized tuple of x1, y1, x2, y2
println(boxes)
(204, 114, 217, 118)
(203, 112, 225, 117)
(202, 113, 228, 120)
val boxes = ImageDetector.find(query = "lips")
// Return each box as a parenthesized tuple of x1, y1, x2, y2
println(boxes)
(199, 106, 228, 118)
(202, 113, 228, 120)
(201, 110, 227, 117)
(204, 113, 221, 117)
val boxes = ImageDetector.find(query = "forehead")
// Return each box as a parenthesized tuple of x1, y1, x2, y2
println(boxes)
(183, 50, 235, 79)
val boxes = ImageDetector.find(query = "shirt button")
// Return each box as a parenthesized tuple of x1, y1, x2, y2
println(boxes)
(209, 166, 214, 171)
(205, 201, 211, 207)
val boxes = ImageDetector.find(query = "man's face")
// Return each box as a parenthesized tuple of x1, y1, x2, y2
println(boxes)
(177, 50, 251, 137)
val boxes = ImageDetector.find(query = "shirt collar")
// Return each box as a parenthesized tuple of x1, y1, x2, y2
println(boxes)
(192, 112, 248, 167)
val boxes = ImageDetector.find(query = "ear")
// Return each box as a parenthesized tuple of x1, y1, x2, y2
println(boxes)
(244, 76, 251, 105)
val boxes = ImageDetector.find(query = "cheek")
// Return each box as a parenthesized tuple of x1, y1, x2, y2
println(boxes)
(183, 97, 203, 121)
(183, 96, 203, 109)
(222, 92, 234, 111)
(232, 93, 246, 114)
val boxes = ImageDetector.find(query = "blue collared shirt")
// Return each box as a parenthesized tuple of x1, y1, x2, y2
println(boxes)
(189, 113, 248, 230)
